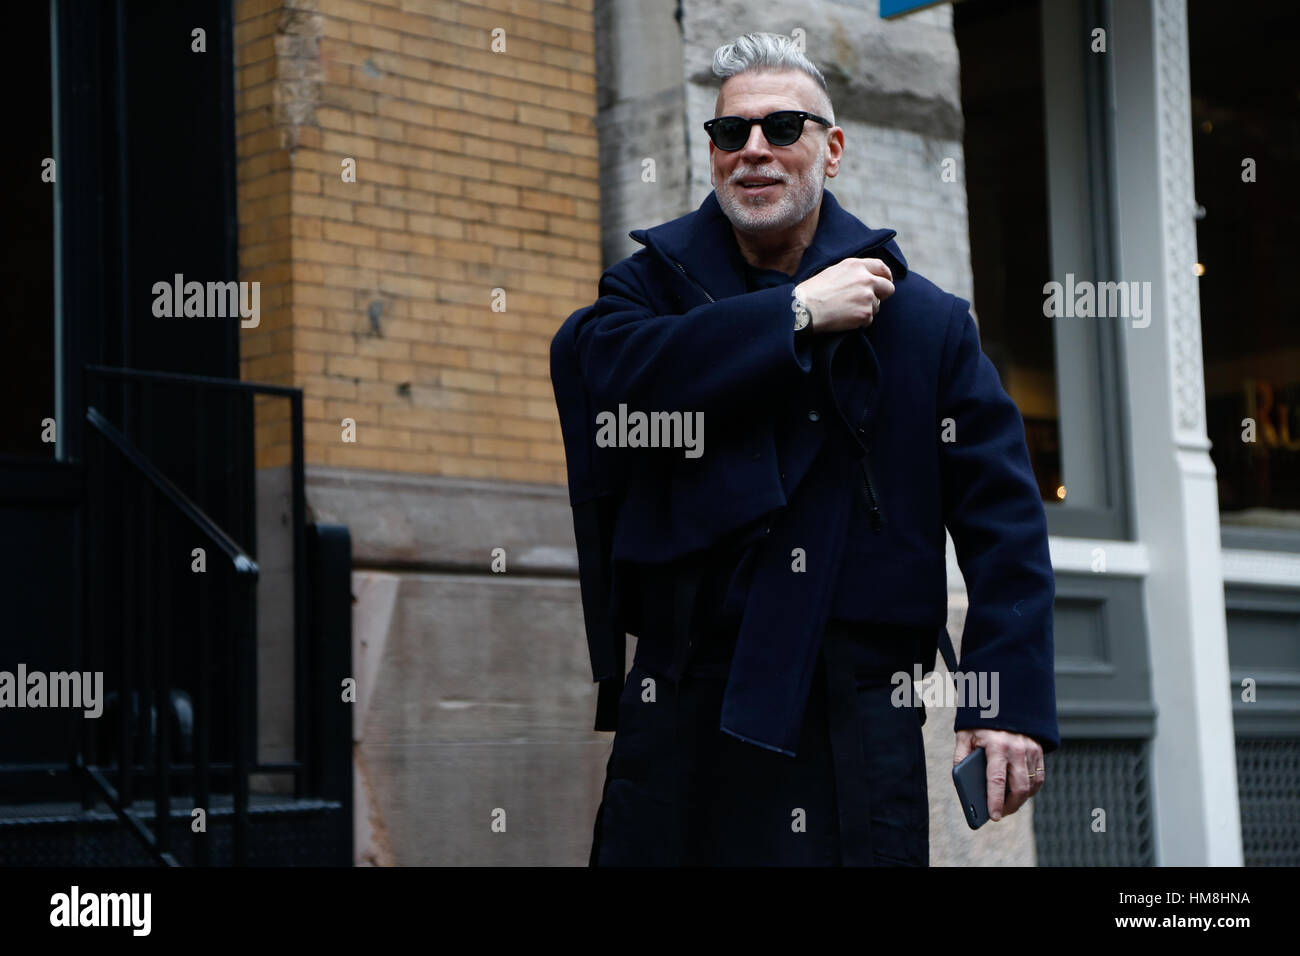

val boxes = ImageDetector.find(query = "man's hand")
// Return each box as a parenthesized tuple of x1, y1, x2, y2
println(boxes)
(954, 728, 1045, 822)
(794, 257, 895, 332)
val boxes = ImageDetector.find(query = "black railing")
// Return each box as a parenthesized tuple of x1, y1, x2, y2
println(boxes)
(79, 364, 326, 865)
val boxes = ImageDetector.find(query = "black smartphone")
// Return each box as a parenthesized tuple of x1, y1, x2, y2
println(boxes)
(952, 746, 1011, 830)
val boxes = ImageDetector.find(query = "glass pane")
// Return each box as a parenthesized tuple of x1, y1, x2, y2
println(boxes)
(1190, 0, 1300, 527)
(956, 0, 1061, 505)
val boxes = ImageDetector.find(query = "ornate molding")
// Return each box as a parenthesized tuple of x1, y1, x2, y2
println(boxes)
(1154, 0, 1208, 442)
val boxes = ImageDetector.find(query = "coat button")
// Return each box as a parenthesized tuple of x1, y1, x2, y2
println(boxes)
(808, 410, 821, 422)
(763, 526, 772, 536)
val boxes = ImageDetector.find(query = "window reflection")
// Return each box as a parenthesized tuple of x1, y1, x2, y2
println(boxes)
(1190, 0, 1300, 526)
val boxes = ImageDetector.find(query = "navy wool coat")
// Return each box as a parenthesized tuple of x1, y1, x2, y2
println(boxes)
(550, 188, 1059, 757)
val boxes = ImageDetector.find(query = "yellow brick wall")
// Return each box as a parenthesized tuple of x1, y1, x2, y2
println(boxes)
(234, 0, 599, 482)
(235, 0, 297, 468)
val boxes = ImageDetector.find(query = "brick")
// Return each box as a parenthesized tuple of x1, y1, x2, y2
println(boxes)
(404, 169, 467, 197)
(378, 231, 438, 257)
(519, 189, 575, 215)
(356, 337, 414, 360)
(325, 354, 380, 380)
(296, 328, 356, 354)
(352, 113, 407, 142)
(440, 369, 497, 392)
(470, 436, 531, 459)
(411, 343, 471, 367)
(410, 432, 472, 455)
(295, 195, 356, 222)
(292, 239, 358, 267)
(322, 220, 379, 246)
(354, 205, 408, 230)
(321, 130, 378, 160)
(466, 223, 521, 248)
(378, 360, 420, 382)
(489, 164, 549, 188)
(468, 350, 526, 374)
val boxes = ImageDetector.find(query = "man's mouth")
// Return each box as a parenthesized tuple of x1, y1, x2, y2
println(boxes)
(738, 177, 782, 191)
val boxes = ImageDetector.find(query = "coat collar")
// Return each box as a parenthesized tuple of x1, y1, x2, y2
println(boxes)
(628, 188, 908, 302)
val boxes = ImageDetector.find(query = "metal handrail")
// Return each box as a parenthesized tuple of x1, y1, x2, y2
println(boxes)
(85, 406, 258, 576)
(84, 766, 180, 867)
(84, 363, 300, 397)
(80, 364, 310, 865)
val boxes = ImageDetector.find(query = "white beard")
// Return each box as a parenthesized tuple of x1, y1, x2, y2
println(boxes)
(713, 142, 826, 233)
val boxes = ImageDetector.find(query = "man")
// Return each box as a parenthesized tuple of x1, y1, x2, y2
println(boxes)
(550, 33, 1058, 866)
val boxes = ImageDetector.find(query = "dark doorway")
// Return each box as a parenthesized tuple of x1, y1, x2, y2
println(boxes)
(0, 0, 55, 460)
(1, 0, 242, 775)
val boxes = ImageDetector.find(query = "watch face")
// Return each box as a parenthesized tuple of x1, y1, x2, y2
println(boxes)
(793, 301, 811, 331)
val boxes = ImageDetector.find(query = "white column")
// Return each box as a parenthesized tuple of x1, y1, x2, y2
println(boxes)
(1111, 0, 1242, 865)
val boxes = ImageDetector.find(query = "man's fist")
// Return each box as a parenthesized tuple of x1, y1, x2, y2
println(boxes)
(793, 257, 895, 332)
(953, 728, 1046, 822)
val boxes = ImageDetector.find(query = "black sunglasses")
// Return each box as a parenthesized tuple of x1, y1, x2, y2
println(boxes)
(703, 110, 832, 151)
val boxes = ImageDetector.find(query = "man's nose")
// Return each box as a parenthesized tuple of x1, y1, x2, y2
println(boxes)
(738, 122, 773, 160)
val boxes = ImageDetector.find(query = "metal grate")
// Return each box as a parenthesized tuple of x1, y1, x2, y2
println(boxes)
(0, 800, 346, 866)
(1235, 737, 1300, 866)
(1032, 739, 1155, 866)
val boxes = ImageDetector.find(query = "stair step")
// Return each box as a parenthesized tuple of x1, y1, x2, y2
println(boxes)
(0, 795, 340, 827)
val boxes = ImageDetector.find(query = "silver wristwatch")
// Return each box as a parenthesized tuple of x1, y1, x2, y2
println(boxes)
(792, 296, 813, 332)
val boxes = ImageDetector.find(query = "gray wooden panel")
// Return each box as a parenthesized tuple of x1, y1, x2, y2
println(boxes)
(1053, 573, 1155, 738)
(1226, 584, 1300, 738)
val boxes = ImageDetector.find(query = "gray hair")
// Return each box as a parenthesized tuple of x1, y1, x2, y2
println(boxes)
(711, 33, 834, 124)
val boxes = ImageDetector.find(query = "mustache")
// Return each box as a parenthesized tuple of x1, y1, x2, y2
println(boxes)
(730, 170, 787, 183)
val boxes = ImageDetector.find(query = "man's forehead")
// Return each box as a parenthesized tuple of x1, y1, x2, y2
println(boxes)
(715, 70, 823, 116)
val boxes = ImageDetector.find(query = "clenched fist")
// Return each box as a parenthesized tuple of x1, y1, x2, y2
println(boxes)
(793, 257, 895, 333)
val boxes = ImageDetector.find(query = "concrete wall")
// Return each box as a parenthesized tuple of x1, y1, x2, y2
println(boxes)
(307, 466, 608, 865)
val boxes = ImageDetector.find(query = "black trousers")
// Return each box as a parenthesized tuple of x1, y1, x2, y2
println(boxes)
(590, 621, 930, 866)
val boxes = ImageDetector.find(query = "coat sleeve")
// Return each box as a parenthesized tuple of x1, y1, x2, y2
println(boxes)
(574, 258, 814, 422)
(937, 297, 1060, 753)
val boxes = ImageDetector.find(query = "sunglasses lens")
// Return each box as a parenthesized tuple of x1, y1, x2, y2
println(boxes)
(712, 117, 750, 150)
(763, 112, 803, 146)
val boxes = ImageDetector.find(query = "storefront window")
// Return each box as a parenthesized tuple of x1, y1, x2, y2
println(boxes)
(956, 0, 1059, 502)
(1190, 0, 1300, 529)
(956, 0, 1128, 538)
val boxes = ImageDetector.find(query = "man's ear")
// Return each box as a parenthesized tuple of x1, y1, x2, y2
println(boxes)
(825, 127, 845, 178)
